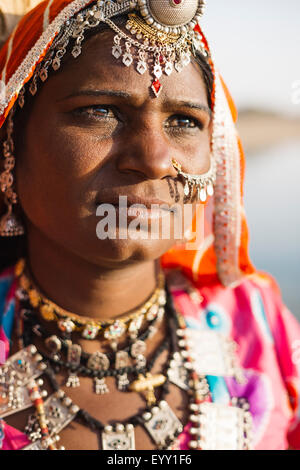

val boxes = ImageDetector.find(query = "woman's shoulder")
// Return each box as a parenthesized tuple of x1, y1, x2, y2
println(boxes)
(165, 267, 300, 352)
(165, 267, 286, 318)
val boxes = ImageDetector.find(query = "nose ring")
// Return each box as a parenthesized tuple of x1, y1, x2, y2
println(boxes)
(172, 158, 215, 203)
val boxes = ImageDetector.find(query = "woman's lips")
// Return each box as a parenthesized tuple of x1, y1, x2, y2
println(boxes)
(96, 195, 176, 220)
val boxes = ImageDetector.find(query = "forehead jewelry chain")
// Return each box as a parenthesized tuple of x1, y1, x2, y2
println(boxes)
(17, 0, 209, 106)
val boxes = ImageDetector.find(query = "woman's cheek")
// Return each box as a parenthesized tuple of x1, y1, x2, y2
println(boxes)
(42, 120, 112, 177)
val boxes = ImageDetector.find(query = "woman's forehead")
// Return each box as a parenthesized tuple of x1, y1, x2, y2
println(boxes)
(44, 30, 209, 109)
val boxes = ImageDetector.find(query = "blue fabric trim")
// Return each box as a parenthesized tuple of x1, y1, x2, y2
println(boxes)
(251, 288, 274, 344)
(2, 298, 16, 340)
(206, 375, 231, 405)
(0, 275, 14, 330)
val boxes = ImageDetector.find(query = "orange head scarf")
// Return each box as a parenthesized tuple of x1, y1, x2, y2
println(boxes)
(0, 0, 260, 290)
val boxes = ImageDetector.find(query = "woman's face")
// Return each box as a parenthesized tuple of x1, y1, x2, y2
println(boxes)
(16, 28, 212, 268)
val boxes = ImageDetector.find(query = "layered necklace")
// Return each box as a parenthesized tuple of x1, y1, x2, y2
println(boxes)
(0, 259, 253, 450)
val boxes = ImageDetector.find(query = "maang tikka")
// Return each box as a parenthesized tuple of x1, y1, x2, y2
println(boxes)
(0, 109, 24, 237)
(23, 0, 209, 102)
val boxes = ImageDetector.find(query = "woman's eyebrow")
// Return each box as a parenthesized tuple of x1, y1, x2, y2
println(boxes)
(58, 89, 132, 101)
(164, 99, 212, 118)
(58, 89, 212, 117)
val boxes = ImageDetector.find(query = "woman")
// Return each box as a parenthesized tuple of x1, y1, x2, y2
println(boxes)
(0, 0, 299, 451)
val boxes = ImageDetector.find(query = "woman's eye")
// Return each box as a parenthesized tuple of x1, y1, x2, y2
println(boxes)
(165, 115, 203, 130)
(75, 105, 118, 120)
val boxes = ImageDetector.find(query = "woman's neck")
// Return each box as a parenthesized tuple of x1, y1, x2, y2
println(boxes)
(25, 225, 160, 321)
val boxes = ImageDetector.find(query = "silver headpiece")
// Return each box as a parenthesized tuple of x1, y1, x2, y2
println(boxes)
(25, 0, 208, 99)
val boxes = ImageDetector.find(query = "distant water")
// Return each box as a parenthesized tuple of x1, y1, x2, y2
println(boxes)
(244, 139, 300, 319)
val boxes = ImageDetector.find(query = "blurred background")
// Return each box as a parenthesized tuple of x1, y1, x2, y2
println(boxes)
(203, 0, 300, 318)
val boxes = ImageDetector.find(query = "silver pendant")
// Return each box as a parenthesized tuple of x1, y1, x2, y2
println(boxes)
(153, 64, 162, 79)
(183, 180, 190, 197)
(94, 377, 109, 395)
(45, 335, 62, 361)
(115, 351, 130, 391)
(23, 390, 79, 450)
(131, 340, 146, 358)
(188, 402, 253, 450)
(0, 345, 46, 418)
(71, 45, 82, 58)
(164, 61, 173, 76)
(137, 60, 147, 75)
(112, 44, 122, 59)
(174, 60, 184, 73)
(87, 352, 110, 395)
(102, 423, 135, 450)
(182, 329, 245, 379)
(52, 57, 61, 70)
(167, 352, 189, 391)
(199, 186, 207, 202)
(131, 339, 147, 369)
(143, 400, 183, 449)
(66, 343, 81, 388)
(122, 52, 133, 67)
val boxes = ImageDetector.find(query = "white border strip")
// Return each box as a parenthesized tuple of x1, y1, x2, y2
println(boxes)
(43, 0, 55, 32)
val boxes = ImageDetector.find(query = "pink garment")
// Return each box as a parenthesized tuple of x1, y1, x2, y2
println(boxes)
(0, 267, 300, 450)
(167, 273, 300, 450)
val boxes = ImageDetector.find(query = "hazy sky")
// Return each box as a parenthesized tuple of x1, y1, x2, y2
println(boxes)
(201, 0, 300, 116)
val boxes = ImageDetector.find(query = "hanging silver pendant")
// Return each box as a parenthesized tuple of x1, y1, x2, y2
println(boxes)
(153, 63, 162, 79)
(94, 378, 109, 395)
(207, 182, 214, 197)
(143, 401, 183, 449)
(164, 61, 173, 76)
(52, 57, 61, 71)
(112, 44, 122, 59)
(66, 374, 80, 388)
(188, 402, 253, 450)
(199, 186, 207, 202)
(137, 60, 147, 75)
(175, 60, 184, 73)
(122, 52, 133, 67)
(131, 340, 147, 369)
(0, 345, 46, 418)
(112, 34, 122, 59)
(179, 328, 246, 382)
(66, 343, 81, 388)
(23, 390, 79, 450)
(87, 352, 110, 395)
(115, 351, 130, 391)
(102, 423, 135, 450)
(167, 352, 189, 391)
(183, 180, 190, 197)
(45, 335, 62, 361)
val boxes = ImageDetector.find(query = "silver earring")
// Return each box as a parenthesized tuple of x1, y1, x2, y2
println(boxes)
(0, 110, 24, 237)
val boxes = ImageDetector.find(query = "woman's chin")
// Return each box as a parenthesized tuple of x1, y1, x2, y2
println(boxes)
(80, 229, 177, 265)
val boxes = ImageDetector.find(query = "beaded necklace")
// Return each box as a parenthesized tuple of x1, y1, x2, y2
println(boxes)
(0, 275, 253, 450)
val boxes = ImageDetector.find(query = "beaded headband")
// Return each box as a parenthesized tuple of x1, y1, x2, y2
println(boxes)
(23, 0, 208, 100)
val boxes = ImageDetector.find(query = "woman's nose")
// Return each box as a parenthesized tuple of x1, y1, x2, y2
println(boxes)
(115, 123, 178, 180)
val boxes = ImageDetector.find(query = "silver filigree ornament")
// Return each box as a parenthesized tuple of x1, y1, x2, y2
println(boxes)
(18, 0, 208, 108)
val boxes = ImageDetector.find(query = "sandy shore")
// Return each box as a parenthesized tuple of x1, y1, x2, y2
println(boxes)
(236, 110, 300, 154)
